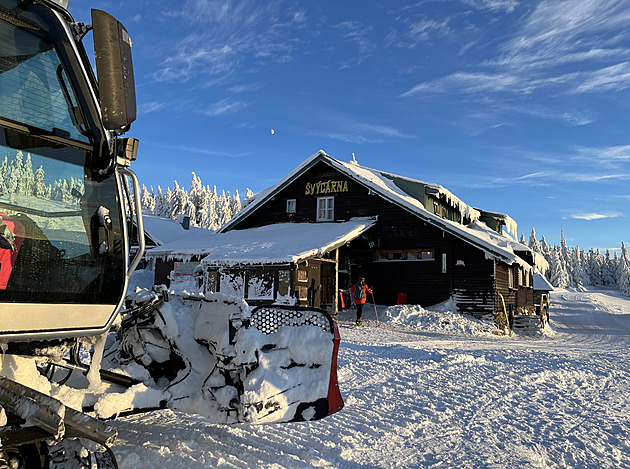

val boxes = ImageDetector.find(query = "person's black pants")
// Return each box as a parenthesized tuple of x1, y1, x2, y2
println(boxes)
(356, 302, 364, 320)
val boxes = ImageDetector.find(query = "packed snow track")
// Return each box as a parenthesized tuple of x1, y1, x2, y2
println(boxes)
(110, 288, 630, 468)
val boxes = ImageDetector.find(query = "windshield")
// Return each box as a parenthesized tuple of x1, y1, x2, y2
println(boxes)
(0, 17, 88, 143)
(0, 14, 125, 307)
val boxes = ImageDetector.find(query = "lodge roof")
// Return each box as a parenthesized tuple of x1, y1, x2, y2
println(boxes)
(145, 217, 376, 266)
(221, 150, 543, 271)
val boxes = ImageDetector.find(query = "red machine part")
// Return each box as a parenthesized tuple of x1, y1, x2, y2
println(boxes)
(327, 321, 344, 416)
(0, 211, 25, 290)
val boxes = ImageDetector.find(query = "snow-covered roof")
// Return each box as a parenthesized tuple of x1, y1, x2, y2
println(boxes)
(146, 218, 376, 266)
(534, 273, 554, 291)
(142, 214, 211, 246)
(221, 150, 536, 268)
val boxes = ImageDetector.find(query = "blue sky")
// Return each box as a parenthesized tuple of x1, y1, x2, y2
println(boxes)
(73, 1, 630, 251)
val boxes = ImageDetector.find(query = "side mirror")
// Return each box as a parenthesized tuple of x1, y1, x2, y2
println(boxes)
(91, 9, 137, 132)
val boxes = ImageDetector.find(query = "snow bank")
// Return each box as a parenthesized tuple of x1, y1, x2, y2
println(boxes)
(382, 300, 495, 335)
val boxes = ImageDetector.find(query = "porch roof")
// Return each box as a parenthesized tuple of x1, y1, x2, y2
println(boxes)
(146, 218, 376, 266)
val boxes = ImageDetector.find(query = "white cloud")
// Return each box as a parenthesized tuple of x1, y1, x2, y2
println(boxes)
(402, 71, 520, 96)
(201, 98, 248, 117)
(568, 212, 622, 221)
(461, 0, 518, 13)
(139, 101, 168, 114)
(574, 144, 630, 162)
(402, 0, 630, 104)
(572, 62, 630, 93)
(305, 113, 415, 144)
(152, 0, 307, 84)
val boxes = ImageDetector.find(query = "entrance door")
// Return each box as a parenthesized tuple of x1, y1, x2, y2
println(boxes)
(306, 261, 321, 308)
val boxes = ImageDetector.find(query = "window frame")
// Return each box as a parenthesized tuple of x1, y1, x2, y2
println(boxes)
(316, 196, 334, 222)
(286, 198, 296, 214)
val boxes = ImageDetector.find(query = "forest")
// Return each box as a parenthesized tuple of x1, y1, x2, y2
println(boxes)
(524, 228, 630, 296)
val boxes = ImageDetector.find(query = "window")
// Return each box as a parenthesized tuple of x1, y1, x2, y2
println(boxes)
(0, 21, 88, 143)
(375, 249, 434, 262)
(524, 270, 530, 287)
(442, 253, 447, 273)
(316, 197, 334, 221)
(508, 268, 514, 289)
(286, 199, 296, 214)
(433, 202, 440, 215)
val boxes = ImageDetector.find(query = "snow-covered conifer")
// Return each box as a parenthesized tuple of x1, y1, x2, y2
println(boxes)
(571, 248, 586, 288)
(548, 247, 570, 288)
(602, 250, 616, 286)
(34, 165, 46, 198)
(141, 185, 156, 214)
(528, 228, 541, 253)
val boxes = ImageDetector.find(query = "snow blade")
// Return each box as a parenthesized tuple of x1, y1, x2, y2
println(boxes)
(110, 291, 343, 424)
(235, 305, 344, 422)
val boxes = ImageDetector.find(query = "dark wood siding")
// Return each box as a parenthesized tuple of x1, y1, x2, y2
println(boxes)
(451, 237, 496, 318)
(239, 162, 376, 227)
(495, 263, 515, 329)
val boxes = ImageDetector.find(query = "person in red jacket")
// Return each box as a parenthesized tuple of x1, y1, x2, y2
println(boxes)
(350, 277, 372, 326)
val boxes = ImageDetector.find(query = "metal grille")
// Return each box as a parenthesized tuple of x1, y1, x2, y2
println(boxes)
(250, 306, 333, 335)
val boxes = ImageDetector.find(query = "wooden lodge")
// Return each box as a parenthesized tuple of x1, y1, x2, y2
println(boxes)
(219, 150, 547, 327)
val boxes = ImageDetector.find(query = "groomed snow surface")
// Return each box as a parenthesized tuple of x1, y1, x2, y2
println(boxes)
(111, 287, 630, 468)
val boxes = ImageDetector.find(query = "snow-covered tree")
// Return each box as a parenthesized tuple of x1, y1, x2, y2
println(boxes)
(33, 165, 46, 198)
(617, 243, 630, 295)
(528, 228, 541, 253)
(141, 185, 156, 214)
(137, 173, 251, 230)
(602, 250, 616, 286)
(571, 248, 587, 288)
(548, 247, 570, 288)
(585, 249, 603, 286)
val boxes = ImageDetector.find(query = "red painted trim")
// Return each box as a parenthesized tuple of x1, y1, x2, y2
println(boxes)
(327, 321, 344, 416)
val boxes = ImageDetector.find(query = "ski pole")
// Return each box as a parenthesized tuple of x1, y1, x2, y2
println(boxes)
(371, 291, 380, 326)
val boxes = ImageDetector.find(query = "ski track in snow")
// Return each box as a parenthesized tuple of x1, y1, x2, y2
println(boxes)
(111, 288, 630, 468)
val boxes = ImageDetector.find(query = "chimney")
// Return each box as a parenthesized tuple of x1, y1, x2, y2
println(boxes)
(177, 214, 190, 230)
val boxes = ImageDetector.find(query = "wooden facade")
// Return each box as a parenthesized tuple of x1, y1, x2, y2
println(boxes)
(222, 153, 536, 325)
(198, 254, 338, 309)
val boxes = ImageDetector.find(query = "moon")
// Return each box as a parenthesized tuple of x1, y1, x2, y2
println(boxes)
(270, 129, 275, 135)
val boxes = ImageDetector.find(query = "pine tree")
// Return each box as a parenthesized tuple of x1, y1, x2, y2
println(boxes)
(21, 153, 35, 196)
(34, 165, 46, 198)
(548, 247, 570, 288)
(140, 185, 156, 214)
(571, 247, 586, 288)
(528, 228, 541, 253)
(617, 243, 630, 295)
(540, 235, 550, 254)
(585, 248, 602, 286)
(602, 250, 616, 286)
(7, 150, 23, 195)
